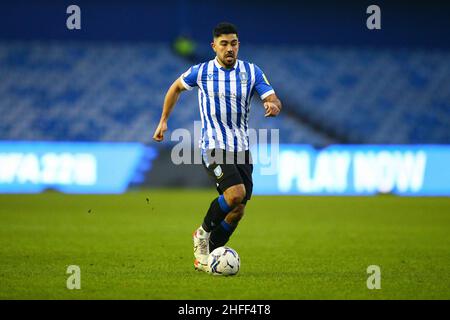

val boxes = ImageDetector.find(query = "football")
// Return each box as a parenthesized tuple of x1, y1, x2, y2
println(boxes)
(207, 246, 240, 276)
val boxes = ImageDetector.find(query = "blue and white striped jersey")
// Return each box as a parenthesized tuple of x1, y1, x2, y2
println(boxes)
(180, 58, 275, 152)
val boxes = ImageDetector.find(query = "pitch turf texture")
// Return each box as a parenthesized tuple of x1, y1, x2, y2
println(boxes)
(1, 190, 449, 299)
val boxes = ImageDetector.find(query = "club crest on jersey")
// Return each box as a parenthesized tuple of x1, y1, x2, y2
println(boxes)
(239, 72, 248, 84)
(214, 165, 223, 179)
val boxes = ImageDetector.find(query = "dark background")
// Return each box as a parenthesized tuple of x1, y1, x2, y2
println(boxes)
(1, 0, 449, 48)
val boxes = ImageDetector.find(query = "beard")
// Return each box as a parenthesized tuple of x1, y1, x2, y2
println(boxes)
(221, 54, 236, 67)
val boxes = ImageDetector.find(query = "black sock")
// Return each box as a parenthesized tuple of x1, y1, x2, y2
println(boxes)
(201, 195, 232, 232)
(209, 220, 237, 251)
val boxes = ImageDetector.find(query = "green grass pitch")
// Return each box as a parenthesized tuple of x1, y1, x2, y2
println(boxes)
(1, 190, 449, 299)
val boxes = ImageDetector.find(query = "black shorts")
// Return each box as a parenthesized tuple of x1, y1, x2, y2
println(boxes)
(201, 149, 253, 204)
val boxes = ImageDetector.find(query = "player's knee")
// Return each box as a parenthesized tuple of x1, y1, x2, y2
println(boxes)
(225, 185, 246, 208)
(228, 194, 245, 208)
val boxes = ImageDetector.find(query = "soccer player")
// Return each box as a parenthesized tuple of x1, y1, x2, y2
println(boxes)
(153, 22, 282, 272)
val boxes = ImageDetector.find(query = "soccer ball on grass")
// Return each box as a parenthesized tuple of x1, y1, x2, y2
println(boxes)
(207, 246, 240, 276)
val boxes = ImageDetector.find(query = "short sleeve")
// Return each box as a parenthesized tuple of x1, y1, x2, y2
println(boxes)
(254, 65, 275, 99)
(180, 64, 200, 90)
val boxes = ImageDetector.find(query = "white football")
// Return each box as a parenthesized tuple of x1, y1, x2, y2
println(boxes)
(207, 246, 240, 276)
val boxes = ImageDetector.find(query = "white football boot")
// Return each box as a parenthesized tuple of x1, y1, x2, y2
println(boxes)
(193, 226, 210, 272)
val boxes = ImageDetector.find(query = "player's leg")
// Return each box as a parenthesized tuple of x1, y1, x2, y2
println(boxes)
(209, 203, 245, 252)
(194, 184, 245, 259)
(193, 150, 245, 271)
(209, 151, 253, 251)
(201, 183, 245, 232)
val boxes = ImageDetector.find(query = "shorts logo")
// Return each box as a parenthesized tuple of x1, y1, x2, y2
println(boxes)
(214, 165, 223, 179)
(239, 72, 248, 84)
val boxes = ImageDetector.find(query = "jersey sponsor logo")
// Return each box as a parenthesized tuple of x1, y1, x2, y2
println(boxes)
(239, 72, 248, 84)
(214, 165, 223, 179)
(207, 92, 238, 98)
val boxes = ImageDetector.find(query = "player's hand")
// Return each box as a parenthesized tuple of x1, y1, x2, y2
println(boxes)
(264, 102, 280, 117)
(153, 121, 167, 142)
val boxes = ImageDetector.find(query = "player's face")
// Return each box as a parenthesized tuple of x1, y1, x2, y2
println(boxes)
(212, 34, 239, 68)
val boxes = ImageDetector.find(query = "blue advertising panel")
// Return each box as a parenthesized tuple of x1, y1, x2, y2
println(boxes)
(252, 144, 450, 196)
(0, 141, 157, 194)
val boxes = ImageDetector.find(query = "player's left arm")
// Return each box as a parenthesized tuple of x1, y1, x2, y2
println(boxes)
(253, 64, 282, 117)
(263, 93, 282, 117)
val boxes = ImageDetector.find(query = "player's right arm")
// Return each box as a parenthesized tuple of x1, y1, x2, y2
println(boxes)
(153, 65, 200, 142)
(153, 78, 186, 142)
